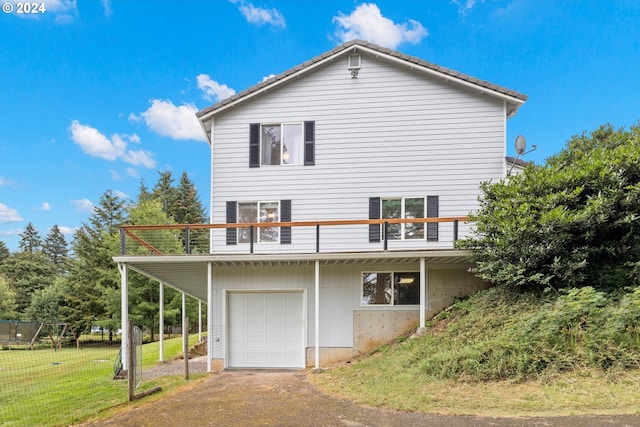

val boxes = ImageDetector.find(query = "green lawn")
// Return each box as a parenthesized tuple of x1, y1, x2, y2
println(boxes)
(0, 334, 203, 426)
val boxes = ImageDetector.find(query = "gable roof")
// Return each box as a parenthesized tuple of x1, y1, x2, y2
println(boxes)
(197, 39, 527, 123)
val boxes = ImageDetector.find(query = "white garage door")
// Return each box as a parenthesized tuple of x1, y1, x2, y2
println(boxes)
(228, 291, 305, 369)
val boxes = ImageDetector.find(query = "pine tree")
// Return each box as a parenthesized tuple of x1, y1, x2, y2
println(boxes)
(62, 190, 126, 337)
(152, 171, 179, 219)
(0, 251, 57, 313)
(43, 225, 70, 274)
(18, 222, 42, 253)
(0, 240, 10, 262)
(174, 172, 207, 224)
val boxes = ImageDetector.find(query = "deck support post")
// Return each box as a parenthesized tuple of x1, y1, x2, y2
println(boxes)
(314, 260, 320, 369)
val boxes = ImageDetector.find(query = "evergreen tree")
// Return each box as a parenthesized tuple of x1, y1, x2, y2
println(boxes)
(0, 274, 18, 319)
(138, 178, 153, 203)
(0, 240, 10, 262)
(62, 190, 126, 336)
(43, 225, 69, 274)
(152, 171, 179, 219)
(18, 222, 42, 253)
(174, 172, 208, 253)
(124, 198, 184, 341)
(174, 172, 207, 224)
(0, 251, 57, 313)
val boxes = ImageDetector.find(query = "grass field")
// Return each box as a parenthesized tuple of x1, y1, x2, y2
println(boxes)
(0, 334, 202, 426)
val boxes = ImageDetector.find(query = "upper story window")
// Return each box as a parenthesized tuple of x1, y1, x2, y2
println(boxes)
(362, 271, 420, 305)
(250, 122, 315, 167)
(261, 124, 303, 165)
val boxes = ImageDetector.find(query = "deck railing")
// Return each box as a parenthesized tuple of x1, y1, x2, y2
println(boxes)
(119, 216, 470, 256)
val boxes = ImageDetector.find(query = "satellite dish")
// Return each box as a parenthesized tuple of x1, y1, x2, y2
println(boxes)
(515, 135, 527, 155)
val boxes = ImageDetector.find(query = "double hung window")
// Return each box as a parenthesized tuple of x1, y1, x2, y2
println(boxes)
(250, 121, 314, 167)
(261, 124, 303, 165)
(361, 272, 420, 305)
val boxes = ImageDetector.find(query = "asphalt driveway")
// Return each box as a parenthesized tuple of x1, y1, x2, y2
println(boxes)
(81, 370, 640, 427)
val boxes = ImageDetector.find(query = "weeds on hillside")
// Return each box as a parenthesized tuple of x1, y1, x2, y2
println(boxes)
(361, 286, 640, 382)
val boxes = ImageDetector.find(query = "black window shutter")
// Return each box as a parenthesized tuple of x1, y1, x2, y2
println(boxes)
(426, 196, 439, 242)
(369, 197, 381, 242)
(304, 121, 315, 166)
(249, 123, 260, 168)
(226, 201, 237, 245)
(280, 200, 291, 244)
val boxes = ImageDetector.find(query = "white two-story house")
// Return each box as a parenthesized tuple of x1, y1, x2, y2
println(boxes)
(114, 40, 526, 371)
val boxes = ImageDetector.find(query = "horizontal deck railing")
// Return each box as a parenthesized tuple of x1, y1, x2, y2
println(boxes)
(119, 217, 470, 256)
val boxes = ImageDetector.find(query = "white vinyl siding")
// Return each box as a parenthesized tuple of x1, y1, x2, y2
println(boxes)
(207, 52, 506, 253)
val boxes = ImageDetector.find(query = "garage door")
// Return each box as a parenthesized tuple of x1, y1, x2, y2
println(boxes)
(228, 291, 305, 369)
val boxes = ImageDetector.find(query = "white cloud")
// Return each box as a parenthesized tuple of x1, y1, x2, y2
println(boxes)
(39, 202, 52, 211)
(0, 203, 23, 224)
(139, 99, 207, 142)
(230, 0, 285, 28)
(113, 190, 129, 200)
(261, 74, 276, 82)
(0, 228, 22, 237)
(101, 0, 112, 17)
(69, 120, 157, 168)
(0, 177, 15, 187)
(333, 3, 428, 49)
(125, 167, 139, 178)
(58, 226, 78, 236)
(451, 0, 484, 15)
(196, 74, 236, 102)
(71, 198, 95, 214)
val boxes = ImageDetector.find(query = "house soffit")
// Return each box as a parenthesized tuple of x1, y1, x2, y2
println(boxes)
(115, 250, 473, 301)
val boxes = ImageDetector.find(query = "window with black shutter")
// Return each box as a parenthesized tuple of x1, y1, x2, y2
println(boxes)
(226, 201, 237, 245)
(304, 121, 315, 165)
(280, 199, 291, 244)
(369, 197, 381, 242)
(248, 122, 315, 167)
(426, 196, 439, 241)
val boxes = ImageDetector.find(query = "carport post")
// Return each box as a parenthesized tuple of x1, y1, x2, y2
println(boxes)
(198, 300, 202, 342)
(419, 258, 427, 329)
(119, 263, 129, 370)
(314, 260, 320, 369)
(159, 282, 164, 362)
(207, 262, 213, 373)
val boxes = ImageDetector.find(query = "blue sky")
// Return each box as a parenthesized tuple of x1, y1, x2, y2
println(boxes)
(1, 0, 639, 252)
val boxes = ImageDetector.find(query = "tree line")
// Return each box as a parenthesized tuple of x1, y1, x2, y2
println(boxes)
(0, 171, 206, 342)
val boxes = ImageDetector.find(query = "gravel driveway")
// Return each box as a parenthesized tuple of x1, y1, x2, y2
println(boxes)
(81, 360, 640, 427)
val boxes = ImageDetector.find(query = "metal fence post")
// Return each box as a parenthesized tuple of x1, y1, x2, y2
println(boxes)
(127, 320, 134, 402)
(120, 228, 126, 255)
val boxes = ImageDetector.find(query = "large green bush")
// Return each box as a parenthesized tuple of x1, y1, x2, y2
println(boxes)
(458, 123, 640, 291)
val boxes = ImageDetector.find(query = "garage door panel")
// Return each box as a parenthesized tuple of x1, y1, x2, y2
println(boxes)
(228, 291, 304, 369)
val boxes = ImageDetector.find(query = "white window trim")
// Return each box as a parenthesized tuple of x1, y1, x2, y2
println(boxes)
(260, 122, 304, 166)
(381, 196, 426, 241)
(361, 270, 421, 307)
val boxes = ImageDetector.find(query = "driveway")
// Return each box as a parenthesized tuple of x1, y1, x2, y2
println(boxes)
(82, 370, 640, 427)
